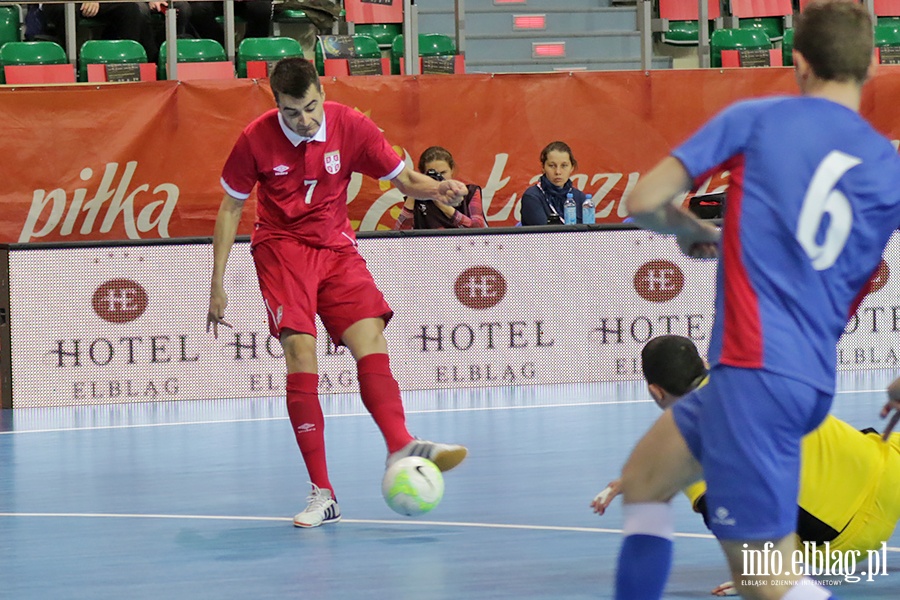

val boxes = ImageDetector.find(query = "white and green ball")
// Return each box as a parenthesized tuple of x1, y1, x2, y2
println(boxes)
(382, 456, 444, 516)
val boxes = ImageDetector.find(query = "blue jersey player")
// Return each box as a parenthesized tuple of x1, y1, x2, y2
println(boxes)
(613, 2, 900, 599)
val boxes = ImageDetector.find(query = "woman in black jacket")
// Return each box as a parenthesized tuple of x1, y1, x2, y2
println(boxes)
(520, 141, 588, 226)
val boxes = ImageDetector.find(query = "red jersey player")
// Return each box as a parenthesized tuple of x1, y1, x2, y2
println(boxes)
(206, 57, 469, 528)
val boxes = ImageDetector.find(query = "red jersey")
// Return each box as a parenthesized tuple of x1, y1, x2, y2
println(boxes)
(221, 101, 405, 249)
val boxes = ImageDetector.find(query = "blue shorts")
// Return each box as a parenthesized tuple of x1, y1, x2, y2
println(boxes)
(672, 366, 832, 540)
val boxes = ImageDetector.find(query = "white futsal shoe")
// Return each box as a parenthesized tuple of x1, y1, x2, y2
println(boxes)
(293, 483, 341, 528)
(387, 439, 468, 472)
(711, 581, 739, 596)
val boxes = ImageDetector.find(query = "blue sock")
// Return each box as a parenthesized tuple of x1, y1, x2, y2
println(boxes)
(615, 503, 674, 600)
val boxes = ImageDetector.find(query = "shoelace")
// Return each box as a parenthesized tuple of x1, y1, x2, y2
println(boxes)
(304, 483, 332, 511)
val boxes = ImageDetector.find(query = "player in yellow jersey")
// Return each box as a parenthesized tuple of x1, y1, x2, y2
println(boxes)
(592, 335, 900, 596)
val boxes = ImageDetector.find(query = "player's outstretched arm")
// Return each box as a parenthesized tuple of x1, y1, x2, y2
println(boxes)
(207, 194, 244, 338)
(392, 165, 467, 206)
(625, 157, 721, 259)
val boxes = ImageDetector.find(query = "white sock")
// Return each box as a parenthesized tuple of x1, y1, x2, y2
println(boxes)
(621, 502, 674, 539)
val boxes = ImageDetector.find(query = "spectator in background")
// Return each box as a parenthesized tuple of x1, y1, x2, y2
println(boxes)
(143, 2, 195, 43)
(189, 0, 273, 47)
(394, 146, 487, 230)
(23, 4, 47, 41)
(42, 2, 156, 60)
(519, 141, 587, 226)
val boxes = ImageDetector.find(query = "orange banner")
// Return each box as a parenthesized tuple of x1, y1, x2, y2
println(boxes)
(4, 67, 900, 244)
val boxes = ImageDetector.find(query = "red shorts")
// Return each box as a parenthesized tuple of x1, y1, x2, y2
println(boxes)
(251, 239, 393, 344)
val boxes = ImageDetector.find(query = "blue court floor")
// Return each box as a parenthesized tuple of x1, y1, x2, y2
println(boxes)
(1, 372, 899, 599)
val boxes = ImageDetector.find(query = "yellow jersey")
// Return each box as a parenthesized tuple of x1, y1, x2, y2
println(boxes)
(684, 415, 900, 555)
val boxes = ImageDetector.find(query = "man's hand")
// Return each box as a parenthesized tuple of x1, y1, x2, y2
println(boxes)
(434, 179, 467, 207)
(207, 285, 233, 339)
(676, 222, 721, 259)
(81, 2, 100, 17)
(589, 480, 621, 515)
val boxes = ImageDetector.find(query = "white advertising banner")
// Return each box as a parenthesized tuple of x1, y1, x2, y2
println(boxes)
(5, 229, 898, 407)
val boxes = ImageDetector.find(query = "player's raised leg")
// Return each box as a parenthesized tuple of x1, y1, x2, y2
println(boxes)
(616, 409, 701, 600)
(341, 317, 468, 472)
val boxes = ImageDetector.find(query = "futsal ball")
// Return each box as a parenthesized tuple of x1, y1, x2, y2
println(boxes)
(382, 456, 444, 517)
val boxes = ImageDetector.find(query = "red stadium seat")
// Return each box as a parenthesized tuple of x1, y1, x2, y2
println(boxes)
(657, 0, 721, 46)
(659, 0, 721, 20)
(728, 0, 793, 41)
(875, 0, 900, 16)
(728, 0, 793, 18)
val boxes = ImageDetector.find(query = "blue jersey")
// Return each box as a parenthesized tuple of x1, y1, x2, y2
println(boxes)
(673, 96, 900, 393)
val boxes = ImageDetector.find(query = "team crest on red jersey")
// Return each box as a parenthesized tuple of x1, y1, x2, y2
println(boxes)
(324, 151, 341, 175)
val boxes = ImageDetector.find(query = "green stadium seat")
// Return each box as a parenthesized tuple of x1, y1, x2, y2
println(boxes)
(0, 6, 19, 50)
(419, 33, 456, 56)
(215, 14, 247, 25)
(658, 0, 720, 46)
(315, 34, 384, 76)
(661, 20, 716, 46)
(875, 23, 900, 64)
(0, 40, 66, 66)
(354, 23, 401, 48)
(781, 27, 793, 67)
(272, 7, 310, 37)
(738, 16, 784, 43)
(79, 39, 147, 82)
(354, 33, 381, 58)
(710, 28, 772, 68)
(158, 38, 230, 80)
(78, 16, 107, 31)
(663, 21, 695, 45)
(275, 8, 309, 22)
(390, 33, 456, 75)
(237, 36, 303, 77)
(875, 23, 900, 47)
(0, 40, 70, 84)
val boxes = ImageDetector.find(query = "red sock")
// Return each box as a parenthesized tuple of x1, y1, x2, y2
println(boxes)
(357, 353, 414, 453)
(286, 372, 333, 495)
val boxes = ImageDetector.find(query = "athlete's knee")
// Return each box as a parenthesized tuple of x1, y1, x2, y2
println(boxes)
(281, 333, 317, 371)
(342, 319, 387, 357)
(620, 423, 695, 503)
(620, 457, 672, 503)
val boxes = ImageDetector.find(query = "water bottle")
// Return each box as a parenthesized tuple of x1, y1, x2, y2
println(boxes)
(563, 193, 577, 225)
(582, 194, 595, 225)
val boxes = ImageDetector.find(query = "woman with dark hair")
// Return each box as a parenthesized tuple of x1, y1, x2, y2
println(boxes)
(519, 141, 588, 226)
(393, 146, 487, 230)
